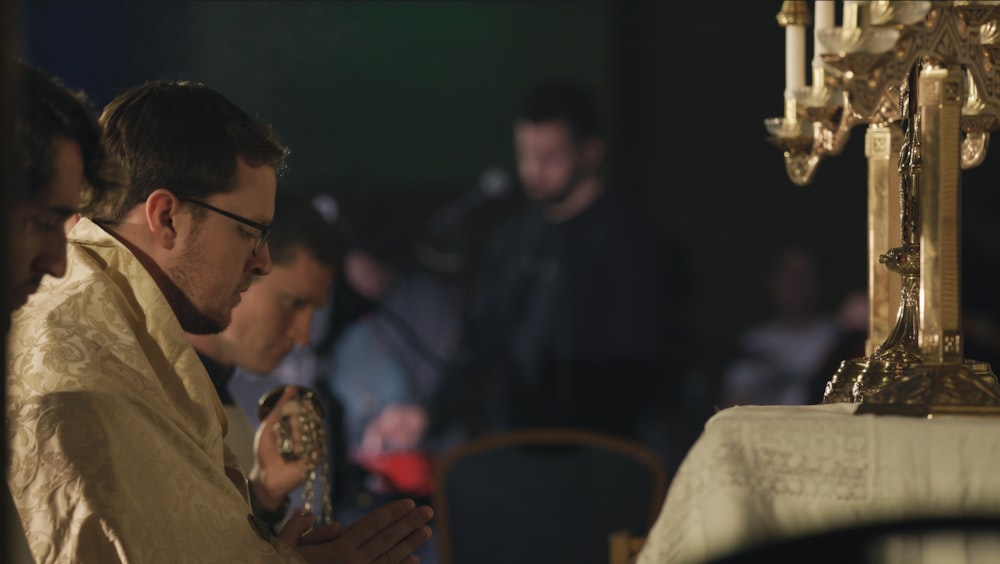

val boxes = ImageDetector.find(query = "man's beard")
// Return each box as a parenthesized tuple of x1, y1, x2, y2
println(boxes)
(163, 249, 231, 335)
(528, 167, 585, 207)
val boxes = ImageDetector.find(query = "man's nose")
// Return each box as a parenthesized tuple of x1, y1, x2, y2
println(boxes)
(37, 230, 69, 279)
(289, 307, 313, 346)
(252, 243, 273, 276)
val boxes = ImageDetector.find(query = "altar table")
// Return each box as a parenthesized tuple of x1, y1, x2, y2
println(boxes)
(636, 403, 1000, 563)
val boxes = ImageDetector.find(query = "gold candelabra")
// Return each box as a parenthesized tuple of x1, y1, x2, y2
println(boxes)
(767, 0, 1000, 416)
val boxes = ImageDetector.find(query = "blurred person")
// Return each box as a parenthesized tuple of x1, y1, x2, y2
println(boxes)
(5, 60, 122, 322)
(5, 58, 124, 564)
(326, 191, 466, 540)
(722, 238, 840, 407)
(226, 193, 345, 513)
(186, 187, 342, 534)
(232, 188, 462, 564)
(363, 79, 690, 466)
(226, 192, 343, 429)
(328, 190, 466, 461)
(6, 80, 431, 563)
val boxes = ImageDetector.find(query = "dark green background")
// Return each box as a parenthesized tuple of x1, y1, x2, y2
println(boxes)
(17, 1, 1000, 409)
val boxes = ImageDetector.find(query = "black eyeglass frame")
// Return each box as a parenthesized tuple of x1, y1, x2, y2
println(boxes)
(182, 197, 272, 256)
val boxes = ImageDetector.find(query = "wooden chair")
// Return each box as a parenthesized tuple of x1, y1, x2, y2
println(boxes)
(432, 428, 669, 564)
(608, 529, 647, 564)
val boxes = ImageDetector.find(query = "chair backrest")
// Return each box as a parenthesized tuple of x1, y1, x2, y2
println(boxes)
(432, 427, 669, 564)
(608, 529, 647, 564)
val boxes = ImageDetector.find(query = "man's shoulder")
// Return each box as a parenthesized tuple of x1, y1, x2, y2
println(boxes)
(12, 245, 129, 331)
(7, 245, 143, 390)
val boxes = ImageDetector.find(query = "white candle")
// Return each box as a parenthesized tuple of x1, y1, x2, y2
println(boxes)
(844, 1, 858, 29)
(786, 24, 806, 97)
(814, 0, 835, 55)
(813, 1, 836, 90)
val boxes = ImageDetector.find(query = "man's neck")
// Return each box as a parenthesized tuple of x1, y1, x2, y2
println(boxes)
(542, 176, 603, 223)
(99, 220, 194, 332)
(187, 333, 234, 370)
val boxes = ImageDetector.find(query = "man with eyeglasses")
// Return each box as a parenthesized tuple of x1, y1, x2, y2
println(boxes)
(6, 80, 432, 564)
(186, 187, 342, 535)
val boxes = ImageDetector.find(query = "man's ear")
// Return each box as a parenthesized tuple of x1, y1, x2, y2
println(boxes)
(145, 189, 181, 250)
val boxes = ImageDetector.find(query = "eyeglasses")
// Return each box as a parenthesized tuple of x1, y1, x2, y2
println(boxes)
(183, 197, 272, 256)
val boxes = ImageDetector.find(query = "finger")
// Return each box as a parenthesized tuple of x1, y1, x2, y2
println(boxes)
(360, 422, 387, 454)
(277, 511, 316, 545)
(375, 523, 432, 564)
(385, 426, 419, 449)
(358, 505, 434, 562)
(253, 407, 284, 457)
(298, 521, 343, 545)
(257, 386, 299, 447)
(281, 400, 307, 447)
(258, 386, 306, 459)
(267, 385, 300, 423)
(337, 498, 416, 543)
(277, 387, 312, 457)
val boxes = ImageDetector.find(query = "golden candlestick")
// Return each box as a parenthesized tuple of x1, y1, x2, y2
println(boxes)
(767, 1, 1000, 416)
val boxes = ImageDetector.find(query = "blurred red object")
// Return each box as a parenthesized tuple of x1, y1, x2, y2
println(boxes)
(353, 451, 435, 497)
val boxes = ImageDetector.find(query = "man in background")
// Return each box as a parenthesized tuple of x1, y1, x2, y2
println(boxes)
(362, 79, 689, 466)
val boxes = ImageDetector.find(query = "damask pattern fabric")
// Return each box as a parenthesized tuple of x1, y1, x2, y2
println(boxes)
(638, 403, 1000, 563)
(6, 218, 305, 563)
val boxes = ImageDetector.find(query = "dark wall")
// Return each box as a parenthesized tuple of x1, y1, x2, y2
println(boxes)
(635, 3, 869, 405)
(19, 1, 621, 194)
(20, 1, 999, 412)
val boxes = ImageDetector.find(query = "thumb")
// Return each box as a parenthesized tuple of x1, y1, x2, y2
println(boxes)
(277, 510, 316, 546)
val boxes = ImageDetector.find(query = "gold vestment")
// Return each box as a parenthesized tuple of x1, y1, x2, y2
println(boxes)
(6, 219, 305, 563)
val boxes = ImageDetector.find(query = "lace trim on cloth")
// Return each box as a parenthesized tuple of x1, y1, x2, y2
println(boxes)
(638, 404, 877, 563)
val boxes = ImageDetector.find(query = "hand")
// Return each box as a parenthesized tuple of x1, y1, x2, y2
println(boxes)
(359, 403, 428, 455)
(279, 499, 434, 564)
(250, 385, 308, 510)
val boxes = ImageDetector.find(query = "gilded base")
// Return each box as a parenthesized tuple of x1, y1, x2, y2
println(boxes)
(823, 356, 1000, 416)
(855, 362, 1000, 417)
(823, 357, 869, 403)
